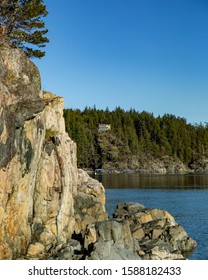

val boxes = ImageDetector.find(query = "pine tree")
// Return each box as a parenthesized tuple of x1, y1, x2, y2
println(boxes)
(0, 0, 49, 58)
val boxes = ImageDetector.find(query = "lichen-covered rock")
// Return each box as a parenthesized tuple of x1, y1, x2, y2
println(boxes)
(73, 194, 108, 236)
(83, 202, 197, 260)
(49, 239, 82, 260)
(26, 242, 45, 259)
(113, 202, 197, 260)
(77, 169, 106, 206)
(87, 240, 141, 260)
(0, 46, 107, 259)
(73, 169, 108, 238)
(0, 44, 41, 107)
(85, 220, 141, 260)
(0, 73, 77, 259)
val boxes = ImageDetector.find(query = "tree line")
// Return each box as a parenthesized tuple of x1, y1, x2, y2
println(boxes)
(64, 107, 208, 169)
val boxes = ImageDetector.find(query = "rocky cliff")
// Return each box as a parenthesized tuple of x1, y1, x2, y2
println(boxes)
(0, 45, 196, 260)
(0, 45, 106, 259)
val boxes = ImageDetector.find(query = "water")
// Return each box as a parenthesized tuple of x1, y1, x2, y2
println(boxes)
(93, 173, 208, 260)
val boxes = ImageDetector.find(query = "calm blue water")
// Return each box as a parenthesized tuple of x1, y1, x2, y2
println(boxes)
(93, 173, 208, 260)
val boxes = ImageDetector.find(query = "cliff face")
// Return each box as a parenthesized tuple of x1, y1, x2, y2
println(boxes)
(0, 46, 106, 259)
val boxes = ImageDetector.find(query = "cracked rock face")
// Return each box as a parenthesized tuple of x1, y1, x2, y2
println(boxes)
(0, 46, 91, 259)
(0, 45, 107, 260)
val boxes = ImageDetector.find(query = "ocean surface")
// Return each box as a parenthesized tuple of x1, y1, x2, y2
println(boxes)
(93, 173, 208, 260)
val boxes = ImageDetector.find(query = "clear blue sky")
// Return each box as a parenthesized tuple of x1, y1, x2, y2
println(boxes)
(34, 0, 208, 124)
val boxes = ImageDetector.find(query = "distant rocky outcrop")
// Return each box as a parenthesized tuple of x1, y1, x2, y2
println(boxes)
(189, 157, 208, 174)
(98, 155, 192, 174)
(0, 45, 196, 260)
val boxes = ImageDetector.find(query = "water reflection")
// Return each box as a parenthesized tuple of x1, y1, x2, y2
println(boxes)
(93, 173, 208, 189)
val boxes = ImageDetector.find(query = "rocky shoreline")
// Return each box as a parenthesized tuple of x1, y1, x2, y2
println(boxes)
(84, 154, 208, 175)
(43, 201, 197, 260)
(11, 171, 197, 260)
(0, 45, 197, 260)
(25, 200, 197, 260)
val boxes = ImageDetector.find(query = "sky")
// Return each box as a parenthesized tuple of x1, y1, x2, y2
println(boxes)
(34, 0, 208, 124)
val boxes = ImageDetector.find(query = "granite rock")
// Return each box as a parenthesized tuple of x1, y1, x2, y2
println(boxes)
(0, 45, 106, 259)
(113, 202, 197, 260)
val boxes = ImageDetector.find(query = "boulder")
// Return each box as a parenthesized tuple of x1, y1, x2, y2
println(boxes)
(87, 240, 141, 260)
(85, 220, 141, 260)
(73, 194, 108, 236)
(113, 203, 197, 260)
(26, 242, 45, 259)
(49, 239, 83, 260)
(77, 169, 106, 206)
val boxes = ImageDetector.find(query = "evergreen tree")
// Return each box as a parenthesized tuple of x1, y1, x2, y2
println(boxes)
(0, 0, 49, 58)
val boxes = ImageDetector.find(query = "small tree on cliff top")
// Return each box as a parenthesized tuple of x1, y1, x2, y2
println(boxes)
(0, 0, 49, 58)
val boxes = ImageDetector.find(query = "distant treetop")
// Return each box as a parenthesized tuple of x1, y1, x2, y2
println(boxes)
(0, 0, 49, 58)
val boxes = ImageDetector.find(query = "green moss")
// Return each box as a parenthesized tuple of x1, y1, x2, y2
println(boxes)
(45, 128, 57, 142)
(4, 71, 18, 85)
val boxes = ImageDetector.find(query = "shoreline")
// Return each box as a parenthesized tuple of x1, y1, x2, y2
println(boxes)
(85, 168, 208, 175)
